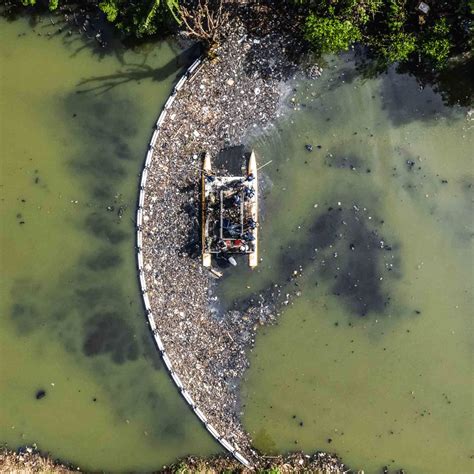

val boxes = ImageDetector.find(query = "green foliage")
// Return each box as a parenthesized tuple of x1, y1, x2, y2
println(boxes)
(300, 0, 471, 72)
(385, 0, 407, 32)
(420, 18, 451, 67)
(174, 462, 189, 474)
(297, 0, 382, 24)
(98, 0, 181, 38)
(378, 31, 416, 63)
(141, 0, 164, 35)
(48, 0, 59, 11)
(305, 15, 361, 54)
(7, 0, 472, 71)
(98, 0, 118, 22)
(352, 0, 383, 25)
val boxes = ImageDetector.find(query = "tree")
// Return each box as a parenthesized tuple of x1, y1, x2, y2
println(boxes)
(98, 0, 119, 22)
(304, 15, 361, 54)
(377, 31, 416, 63)
(179, 0, 229, 56)
(419, 18, 451, 68)
(98, 0, 180, 38)
(299, 0, 472, 75)
(301, 0, 382, 55)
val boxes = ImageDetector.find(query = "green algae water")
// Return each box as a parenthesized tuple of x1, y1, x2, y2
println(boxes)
(0, 17, 217, 470)
(220, 55, 473, 473)
(2, 15, 472, 474)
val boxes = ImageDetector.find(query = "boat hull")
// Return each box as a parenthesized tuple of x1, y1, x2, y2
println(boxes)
(202, 152, 212, 267)
(248, 150, 258, 268)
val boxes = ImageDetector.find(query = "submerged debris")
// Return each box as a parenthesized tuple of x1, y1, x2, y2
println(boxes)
(35, 389, 46, 400)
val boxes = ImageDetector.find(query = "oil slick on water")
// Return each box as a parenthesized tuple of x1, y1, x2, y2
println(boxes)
(219, 55, 473, 473)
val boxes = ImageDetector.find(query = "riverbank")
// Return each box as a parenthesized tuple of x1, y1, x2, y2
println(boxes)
(0, 447, 76, 473)
(0, 447, 348, 473)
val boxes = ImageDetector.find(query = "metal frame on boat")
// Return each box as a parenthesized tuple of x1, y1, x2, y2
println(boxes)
(202, 150, 258, 268)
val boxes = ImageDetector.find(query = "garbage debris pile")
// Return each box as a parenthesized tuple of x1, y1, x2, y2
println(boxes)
(139, 5, 345, 471)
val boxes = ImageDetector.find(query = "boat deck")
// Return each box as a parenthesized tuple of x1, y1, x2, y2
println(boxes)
(202, 150, 258, 268)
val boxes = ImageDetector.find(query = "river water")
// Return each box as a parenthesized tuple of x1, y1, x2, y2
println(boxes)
(0, 17, 217, 470)
(220, 55, 473, 473)
(1, 15, 472, 474)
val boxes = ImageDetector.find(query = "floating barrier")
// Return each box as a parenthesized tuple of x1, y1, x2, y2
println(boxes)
(181, 389, 196, 408)
(162, 352, 172, 369)
(154, 334, 165, 352)
(174, 75, 187, 92)
(142, 293, 151, 311)
(194, 407, 207, 424)
(156, 110, 167, 127)
(164, 93, 176, 109)
(171, 372, 184, 390)
(187, 58, 202, 75)
(220, 439, 234, 452)
(140, 168, 148, 188)
(151, 129, 160, 147)
(206, 424, 220, 439)
(145, 149, 154, 168)
(139, 271, 146, 290)
(137, 208, 143, 227)
(135, 55, 251, 468)
(234, 452, 251, 467)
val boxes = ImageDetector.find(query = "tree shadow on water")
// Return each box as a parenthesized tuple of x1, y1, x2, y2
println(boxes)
(75, 45, 200, 95)
(353, 50, 474, 126)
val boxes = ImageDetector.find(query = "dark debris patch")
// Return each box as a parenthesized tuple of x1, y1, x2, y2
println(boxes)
(35, 389, 46, 400)
(276, 204, 400, 318)
(82, 312, 139, 364)
(313, 206, 399, 316)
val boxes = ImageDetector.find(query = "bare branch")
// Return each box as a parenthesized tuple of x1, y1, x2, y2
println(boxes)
(178, 0, 229, 55)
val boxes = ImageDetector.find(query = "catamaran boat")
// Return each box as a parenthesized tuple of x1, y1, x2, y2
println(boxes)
(202, 150, 258, 268)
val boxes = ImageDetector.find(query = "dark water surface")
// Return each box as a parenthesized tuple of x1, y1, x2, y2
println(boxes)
(219, 55, 473, 473)
(0, 17, 217, 470)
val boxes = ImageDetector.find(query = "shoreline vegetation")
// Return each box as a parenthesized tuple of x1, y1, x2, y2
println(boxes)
(1, 447, 364, 473)
(0, 446, 77, 474)
(1, 0, 472, 105)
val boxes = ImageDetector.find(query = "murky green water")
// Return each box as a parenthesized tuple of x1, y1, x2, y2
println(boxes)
(221, 56, 473, 473)
(0, 17, 217, 470)
(2, 15, 472, 473)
